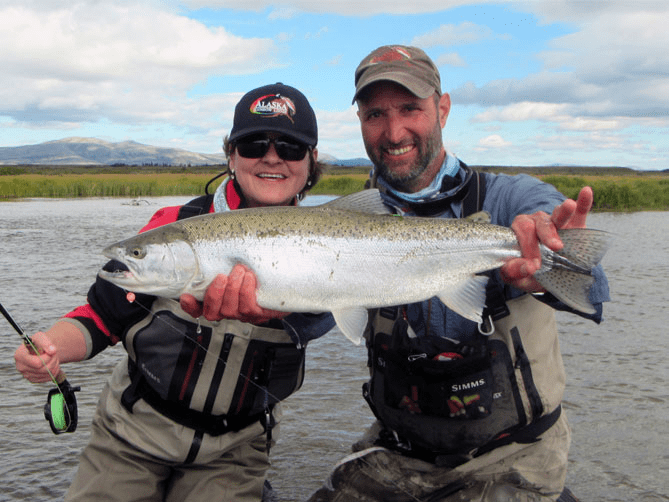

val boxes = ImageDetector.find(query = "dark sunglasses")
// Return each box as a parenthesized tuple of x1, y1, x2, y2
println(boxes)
(235, 135, 309, 161)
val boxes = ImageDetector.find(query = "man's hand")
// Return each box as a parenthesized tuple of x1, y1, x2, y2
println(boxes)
(500, 186, 594, 292)
(180, 264, 288, 323)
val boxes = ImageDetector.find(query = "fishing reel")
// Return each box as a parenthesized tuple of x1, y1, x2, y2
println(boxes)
(44, 379, 80, 434)
(0, 302, 81, 435)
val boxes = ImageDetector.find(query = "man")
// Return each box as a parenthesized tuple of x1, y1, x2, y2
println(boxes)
(305, 45, 609, 502)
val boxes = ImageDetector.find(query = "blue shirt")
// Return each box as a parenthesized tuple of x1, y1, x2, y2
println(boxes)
(376, 154, 610, 341)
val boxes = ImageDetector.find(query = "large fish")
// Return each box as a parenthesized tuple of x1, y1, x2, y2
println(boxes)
(99, 190, 611, 344)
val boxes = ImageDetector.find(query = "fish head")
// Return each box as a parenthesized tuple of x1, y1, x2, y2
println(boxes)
(98, 225, 199, 299)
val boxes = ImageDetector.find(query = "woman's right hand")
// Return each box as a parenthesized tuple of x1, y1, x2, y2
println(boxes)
(14, 331, 61, 383)
(180, 264, 288, 324)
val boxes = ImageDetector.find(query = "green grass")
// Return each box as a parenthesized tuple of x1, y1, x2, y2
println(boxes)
(539, 175, 669, 211)
(0, 173, 216, 198)
(1, 165, 668, 211)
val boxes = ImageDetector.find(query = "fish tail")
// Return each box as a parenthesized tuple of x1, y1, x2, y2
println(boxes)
(534, 228, 612, 314)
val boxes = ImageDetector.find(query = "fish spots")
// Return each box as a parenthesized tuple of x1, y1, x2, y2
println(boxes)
(256, 229, 283, 239)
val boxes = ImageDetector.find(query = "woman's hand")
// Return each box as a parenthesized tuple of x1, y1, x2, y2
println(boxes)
(180, 264, 288, 323)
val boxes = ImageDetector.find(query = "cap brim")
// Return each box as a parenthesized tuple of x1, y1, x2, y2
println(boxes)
(353, 72, 437, 104)
(229, 125, 316, 146)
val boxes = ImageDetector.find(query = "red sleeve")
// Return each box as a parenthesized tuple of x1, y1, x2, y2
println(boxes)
(62, 199, 217, 356)
(63, 304, 120, 345)
(139, 206, 182, 232)
(61, 204, 185, 355)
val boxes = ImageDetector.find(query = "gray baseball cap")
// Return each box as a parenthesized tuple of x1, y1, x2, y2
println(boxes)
(353, 45, 441, 103)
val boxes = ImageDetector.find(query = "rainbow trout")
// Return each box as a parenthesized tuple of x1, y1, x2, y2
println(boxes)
(99, 190, 611, 344)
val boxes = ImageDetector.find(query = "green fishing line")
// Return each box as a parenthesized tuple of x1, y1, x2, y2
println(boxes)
(49, 392, 67, 431)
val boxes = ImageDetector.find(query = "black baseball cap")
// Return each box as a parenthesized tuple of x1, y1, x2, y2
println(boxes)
(229, 83, 318, 147)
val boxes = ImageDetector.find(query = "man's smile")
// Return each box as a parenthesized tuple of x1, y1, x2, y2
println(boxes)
(385, 145, 414, 156)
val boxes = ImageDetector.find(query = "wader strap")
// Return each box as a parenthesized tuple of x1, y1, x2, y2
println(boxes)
(461, 170, 514, 324)
(370, 398, 562, 467)
(461, 167, 486, 219)
(122, 360, 267, 437)
(473, 404, 562, 457)
(177, 194, 215, 220)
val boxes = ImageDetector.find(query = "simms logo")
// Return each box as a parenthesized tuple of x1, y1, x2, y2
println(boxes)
(249, 94, 296, 123)
(451, 378, 486, 393)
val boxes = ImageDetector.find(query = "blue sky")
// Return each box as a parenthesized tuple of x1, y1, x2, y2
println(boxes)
(1, 0, 667, 170)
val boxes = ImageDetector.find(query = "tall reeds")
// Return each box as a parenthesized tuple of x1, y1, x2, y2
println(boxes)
(1, 171, 668, 211)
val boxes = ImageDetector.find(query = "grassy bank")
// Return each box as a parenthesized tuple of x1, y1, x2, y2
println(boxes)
(1, 166, 668, 211)
(0, 172, 216, 198)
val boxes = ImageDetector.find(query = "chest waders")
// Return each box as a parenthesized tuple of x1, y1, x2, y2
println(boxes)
(119, 195, 305, 460)
(363, 295, 563, 466)
(362, 170, 564, 466)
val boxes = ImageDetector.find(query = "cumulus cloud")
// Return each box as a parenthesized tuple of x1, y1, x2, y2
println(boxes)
(452, 2, 669, 122)
(411, 22, 495, 47)
(473, 102, 626, 133)
(435, 52, 467, 68)
(473, 102, 571, 122)
(0, 3, 278, 126)
(477, 134, 511, 148)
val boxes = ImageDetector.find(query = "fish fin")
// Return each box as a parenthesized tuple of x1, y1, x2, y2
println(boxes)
(185, 273, 209, 301)
(534, 268, 596, 314)
(332, 307, 369, 345)
(464, 210, 491, 224)
(437, 275, 489, 323)
(322, 189, 393, 215)
(535, 228, 612, 314)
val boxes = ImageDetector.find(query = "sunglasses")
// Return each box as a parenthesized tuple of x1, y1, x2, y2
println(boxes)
(235, 135, 309, 162)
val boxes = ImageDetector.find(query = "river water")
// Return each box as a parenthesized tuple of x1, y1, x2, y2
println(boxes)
(0, 196, 667, 502)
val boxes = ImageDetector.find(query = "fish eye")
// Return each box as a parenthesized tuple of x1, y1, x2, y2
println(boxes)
(131, 246, 146, 259)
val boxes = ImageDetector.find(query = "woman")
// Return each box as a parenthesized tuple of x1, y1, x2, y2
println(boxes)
(14, 83, 333, 502)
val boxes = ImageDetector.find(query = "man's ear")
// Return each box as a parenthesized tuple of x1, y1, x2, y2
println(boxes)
(439, 92, 451, 127)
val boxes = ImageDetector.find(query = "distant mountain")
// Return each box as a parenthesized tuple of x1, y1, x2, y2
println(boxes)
(326, 157, 372, 167)
(0, 137, 371, 167)
(0, 137, 227, 166)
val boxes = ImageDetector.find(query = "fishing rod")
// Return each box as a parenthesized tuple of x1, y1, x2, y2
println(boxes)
(1, 301, 80, 434)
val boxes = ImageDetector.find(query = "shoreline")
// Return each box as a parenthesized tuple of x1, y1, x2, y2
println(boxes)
(1, 169, 668, 211)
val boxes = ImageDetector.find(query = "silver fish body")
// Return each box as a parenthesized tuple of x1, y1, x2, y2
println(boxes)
(99, 190, 611, 343)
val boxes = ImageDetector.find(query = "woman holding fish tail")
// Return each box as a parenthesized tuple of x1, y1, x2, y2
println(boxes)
(300, 46, 610, 502)
(14, 83, 333, 502)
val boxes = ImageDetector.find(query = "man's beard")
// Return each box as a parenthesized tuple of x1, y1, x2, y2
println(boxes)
(366, 120, 443, 193)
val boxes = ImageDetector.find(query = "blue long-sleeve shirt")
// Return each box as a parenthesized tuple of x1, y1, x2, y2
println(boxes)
(375, 156, 610, 342)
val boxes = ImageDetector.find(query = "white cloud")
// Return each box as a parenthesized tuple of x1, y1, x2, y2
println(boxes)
(449, 1, 669, 126)
(435, 52, 467, 68)
(477, 134, 511, 148)
(0, 3, 278, 126)
(180, 0, 497, 16)
(411, 22, 494, 47)
(268, 6, 300, 20)
(473, 101, 625, 132)
(326, 55, 343, 66)
(306, 27, 329, 39)
(473, 102, 570, 122)
(558, 117, 621, 132)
